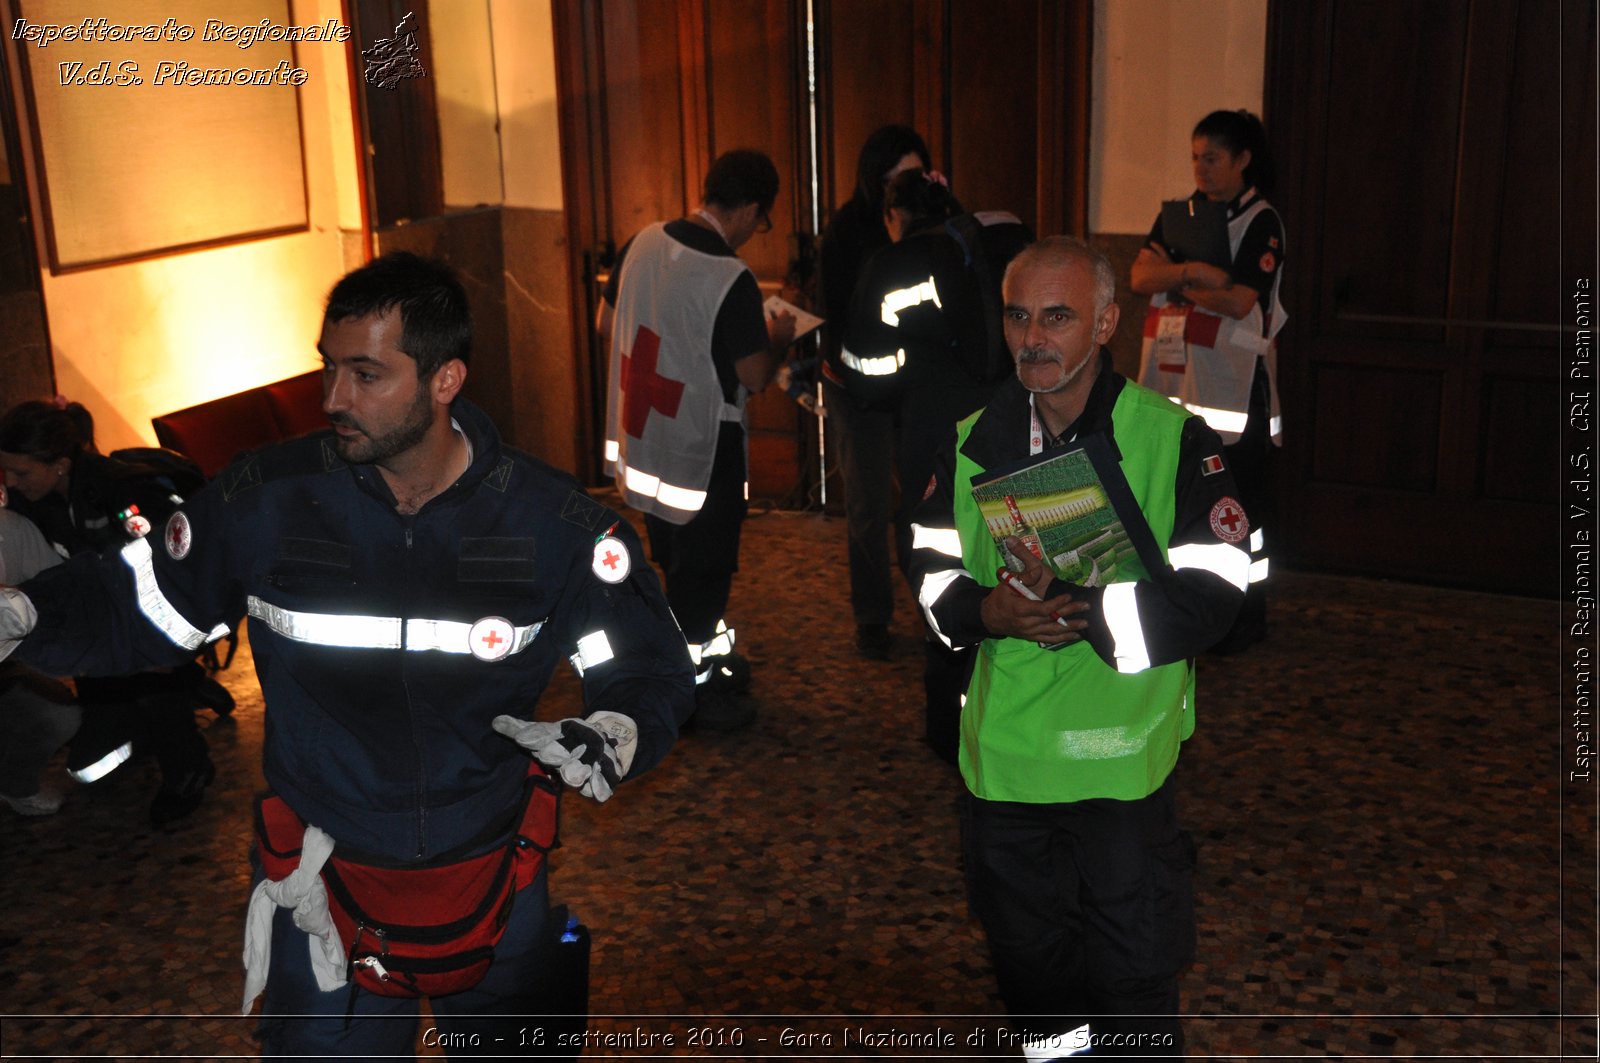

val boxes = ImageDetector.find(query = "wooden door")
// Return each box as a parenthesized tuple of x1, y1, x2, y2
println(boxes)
(0, 35, 52, 415)
(556, 0, 1091, 493)
(554, 0, 809, 496)
(1266, 0, 1593, 596)
(813, 0, 1090, 245)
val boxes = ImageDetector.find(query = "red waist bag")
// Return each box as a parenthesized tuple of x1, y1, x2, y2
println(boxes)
(253, 764, 560, 999)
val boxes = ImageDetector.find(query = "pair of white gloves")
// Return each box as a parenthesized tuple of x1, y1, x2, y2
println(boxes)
(492, 710, 637, 803)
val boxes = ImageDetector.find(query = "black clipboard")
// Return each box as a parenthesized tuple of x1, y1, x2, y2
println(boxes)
(1159, 197, 1231, 270)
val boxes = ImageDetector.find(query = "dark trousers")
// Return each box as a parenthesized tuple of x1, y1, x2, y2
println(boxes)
(824, 378, 898, 627)
(961, 775, 1195, 1057)
(898, 384, 992, 763)
(71, 670, 211, 785)
(1222, 359, 1276, 639)
(644, 425, 748, 645)
(257, 870, 574, 1060)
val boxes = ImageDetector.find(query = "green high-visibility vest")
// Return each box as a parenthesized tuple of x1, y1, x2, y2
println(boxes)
(953, 382, 1194, 803)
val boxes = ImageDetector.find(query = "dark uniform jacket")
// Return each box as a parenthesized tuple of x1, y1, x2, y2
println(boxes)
(18, 400, 694, 861)
(9, 451, 186, 558)
(839, 212, 1031, 408)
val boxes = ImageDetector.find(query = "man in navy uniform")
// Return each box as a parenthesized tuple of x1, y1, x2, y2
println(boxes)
(0, 252, 694, 1057)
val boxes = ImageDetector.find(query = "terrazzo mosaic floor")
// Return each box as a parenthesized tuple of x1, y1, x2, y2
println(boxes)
(0, 502, 1592, 1060)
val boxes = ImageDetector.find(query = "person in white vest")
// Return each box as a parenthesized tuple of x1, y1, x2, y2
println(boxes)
(598, 149, 797, 731)
(1132, 109, 1284, 653)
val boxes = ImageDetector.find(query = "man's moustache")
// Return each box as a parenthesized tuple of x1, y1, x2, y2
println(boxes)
(1016, 348, 1062, 365)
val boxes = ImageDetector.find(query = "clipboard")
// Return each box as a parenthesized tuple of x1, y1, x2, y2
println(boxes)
(1159, 198, 1231, 270)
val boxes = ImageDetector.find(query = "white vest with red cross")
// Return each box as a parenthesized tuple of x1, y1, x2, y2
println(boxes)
(1137, 191, 1286, 445)
(603, 222, 749, 524)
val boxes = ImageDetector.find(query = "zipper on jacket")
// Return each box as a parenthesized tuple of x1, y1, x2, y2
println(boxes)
(400, 516, 426, 860)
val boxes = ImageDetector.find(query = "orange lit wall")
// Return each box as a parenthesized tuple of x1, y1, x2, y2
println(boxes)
(1090, 0, 1268, 234)
(23, 0, 363, 453)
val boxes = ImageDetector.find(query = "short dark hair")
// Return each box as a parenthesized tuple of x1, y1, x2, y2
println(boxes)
(0, 400, 95, 463)
(702, 149, 780, 214)
(1193, 109, 1273, 196)
(324, 252, 472, 375)
(854, 124, 931, 209)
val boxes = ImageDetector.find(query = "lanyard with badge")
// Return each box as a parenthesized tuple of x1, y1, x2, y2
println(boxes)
(1027, 395, 1076, 457)
(1154, 303, 1190, 372)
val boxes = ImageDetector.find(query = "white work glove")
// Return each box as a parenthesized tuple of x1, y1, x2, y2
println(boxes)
(492, 710, 638, 803)
(0, 586, 38, 665)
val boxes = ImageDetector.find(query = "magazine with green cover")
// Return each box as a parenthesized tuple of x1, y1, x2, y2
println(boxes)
(969, 433, 1167, 586)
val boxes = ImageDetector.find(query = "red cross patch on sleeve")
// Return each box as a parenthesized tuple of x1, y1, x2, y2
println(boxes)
(1209, 497, 1249, 543)
(592, 536, 631, 584)
(164, 511, 192, 560)
(1259, 251, 1277, 274)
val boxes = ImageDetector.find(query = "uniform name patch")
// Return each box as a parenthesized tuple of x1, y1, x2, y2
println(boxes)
(1209, 497, 1249, 544)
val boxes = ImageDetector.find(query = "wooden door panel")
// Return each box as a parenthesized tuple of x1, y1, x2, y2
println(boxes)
(1269, 0, 1584, 594)
(704, 0, 801, 281)
(946, 0, 1037, 218)
(598, 0, 689, 237)
(700, 0, 804, 499)
(1488, 1, 1560, 328)
(1307, 365, 1442, 493)
(1479, 372, 1560, 505)
(1318, 0, 1465, 342)
(817, 0, 918, 214)
(1294, 490, 1548, 583)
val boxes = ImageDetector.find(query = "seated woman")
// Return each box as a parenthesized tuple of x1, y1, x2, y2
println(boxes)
(0, 399, 227, 826)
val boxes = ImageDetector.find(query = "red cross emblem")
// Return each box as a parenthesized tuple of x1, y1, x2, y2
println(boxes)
(1209, 497, 1249, 543)
(164, 511, 192, 560)
(592, 536, 630, 584)
(468, 616, 515, 661)
(619, 326, 684, 438)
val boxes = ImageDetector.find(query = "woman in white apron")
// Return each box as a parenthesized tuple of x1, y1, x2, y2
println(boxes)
(1131, 109, 1284, 653)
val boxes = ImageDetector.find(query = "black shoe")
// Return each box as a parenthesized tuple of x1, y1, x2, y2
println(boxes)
(685, 685, 755, 732)
(193, 673, 235, 717)
(855, 624, 891, 660)
(702, 651, 751, 695)
(150, 758, 216, 828)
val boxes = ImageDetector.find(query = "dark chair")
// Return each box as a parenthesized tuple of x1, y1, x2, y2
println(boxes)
(152, 372, 323, 479)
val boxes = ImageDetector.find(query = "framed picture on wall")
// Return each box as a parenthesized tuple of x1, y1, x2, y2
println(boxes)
(7, 0, 312, 271)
